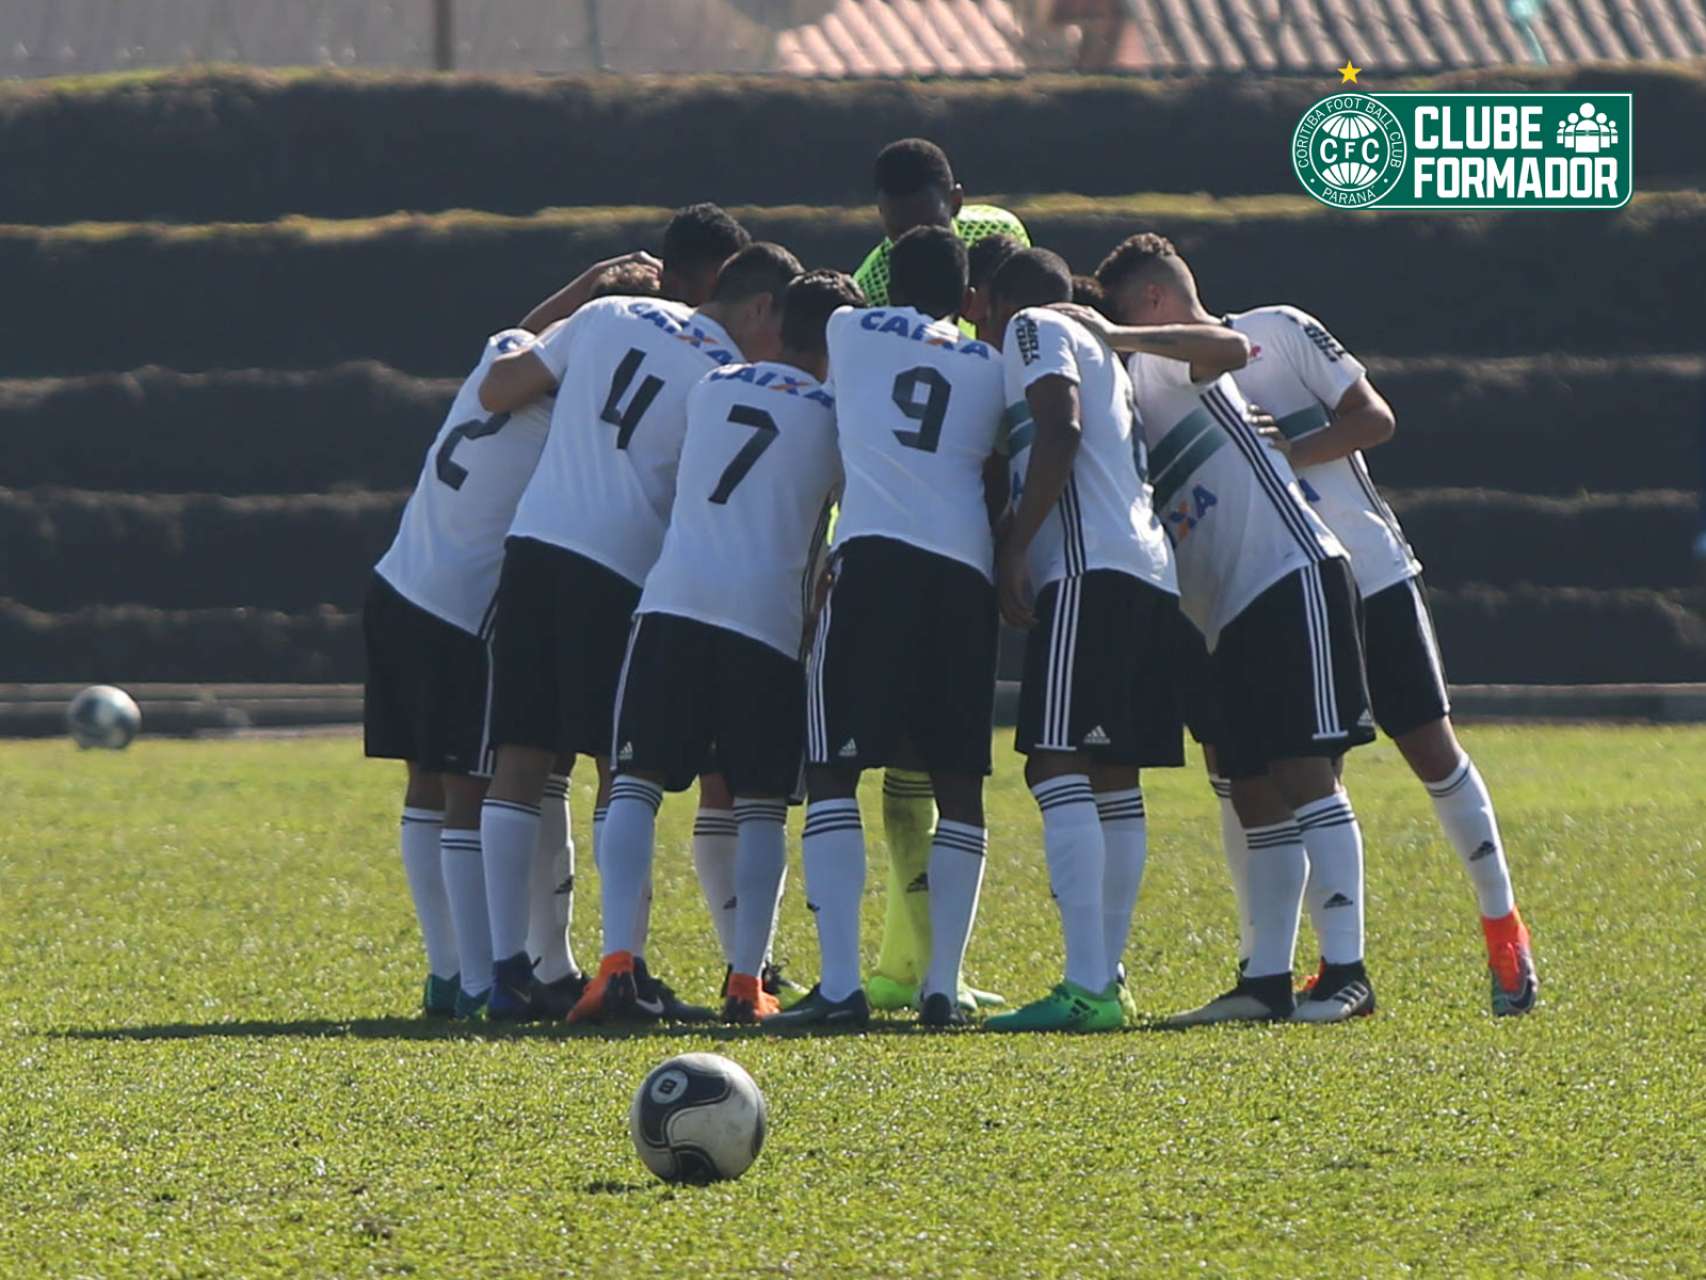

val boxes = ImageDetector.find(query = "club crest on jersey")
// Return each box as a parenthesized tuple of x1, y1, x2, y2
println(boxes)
(858, 309, 990, 359)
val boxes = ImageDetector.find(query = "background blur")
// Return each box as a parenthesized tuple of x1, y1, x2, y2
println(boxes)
(2, 0, 1704, 699)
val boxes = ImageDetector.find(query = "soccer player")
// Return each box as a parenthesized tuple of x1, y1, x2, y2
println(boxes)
(851, 137, 1026, 1013)
(1230, 304, 1537, 1014)
(768, 227, 1006, 1029)
(1079, 233, 1378, 1024)
(979, 248, 1183, 1032)
(574, 269, 860, 1026)
(475, 228, 788, 1024)
(364, 252, 663, 1019)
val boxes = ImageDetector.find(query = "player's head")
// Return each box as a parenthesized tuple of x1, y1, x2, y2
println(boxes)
(1070, 274, 1109, 317)
(661, 203, 752, 306)
(887, 226, 969, 321)
(589, 259, 663, 300)
(1094, 232, 1199, 325)
(780, 269, 865, 379)
(962, 233, 1024, 333)
(708, 241, 802, 363)
(874, 138, 965, 243)
(985, 247, 1072, 347)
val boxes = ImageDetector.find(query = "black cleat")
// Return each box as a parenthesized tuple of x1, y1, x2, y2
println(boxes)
(634, 958, 715, 1023)
(761, 983, 871, 1030)
(1292, 961, 1376, 1023)
(488, 952, 558, 1023)
(919, 991, 969, 1027)
(1162, 972, 1296, 1027)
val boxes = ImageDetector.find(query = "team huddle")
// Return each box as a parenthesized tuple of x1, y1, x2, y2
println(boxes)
(365, 139, 1538, 1032)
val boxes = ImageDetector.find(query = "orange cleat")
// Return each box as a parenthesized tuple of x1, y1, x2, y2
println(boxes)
(721, 972, 781, 1024)
(567, 950, 639, 1025)
(1296, 960, 1324, 996)
(1482, 909, 1538, 1016)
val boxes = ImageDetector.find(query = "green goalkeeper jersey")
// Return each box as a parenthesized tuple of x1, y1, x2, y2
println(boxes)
(852, 204, 1031, 331)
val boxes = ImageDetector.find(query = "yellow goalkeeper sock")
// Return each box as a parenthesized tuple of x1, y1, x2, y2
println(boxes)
(873, 769, 936, 985)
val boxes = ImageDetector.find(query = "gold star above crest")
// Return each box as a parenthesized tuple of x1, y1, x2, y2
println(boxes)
(1338, 60, 1362, 83)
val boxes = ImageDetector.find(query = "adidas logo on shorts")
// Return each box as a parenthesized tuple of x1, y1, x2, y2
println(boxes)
(618, 741, 635, 762)
(1082, 725, 1110, 746)
(837, 738, 859, 759)
(1323, 892, 1354, 909)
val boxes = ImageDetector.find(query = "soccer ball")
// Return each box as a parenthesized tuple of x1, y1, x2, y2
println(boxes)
(66, 685, 142, 750)
(629, 1053, 767, 1183)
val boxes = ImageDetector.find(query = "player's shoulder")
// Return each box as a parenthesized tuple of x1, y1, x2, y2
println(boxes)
(1229, 303, 1350, 364)
(472, 327, 537, 370)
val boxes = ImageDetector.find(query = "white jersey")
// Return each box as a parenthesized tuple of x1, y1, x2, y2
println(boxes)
(1228, 305, 1420, 598)
(826, 305, 1005, 580)
(507, 296, 743, 586)
(1000, 308, 1175, 596)
(375, 329, 552, 635)
(1128, 350, 1346, 647)
(638, 361, 842, 659)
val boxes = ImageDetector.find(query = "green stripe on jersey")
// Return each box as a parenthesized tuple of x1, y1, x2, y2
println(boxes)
(1146, 406, 1216, 479)
(1277, 404, 1330, 441)
(1151, 414, 1229, 510)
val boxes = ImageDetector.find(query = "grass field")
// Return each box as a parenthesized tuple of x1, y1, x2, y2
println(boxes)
(2, 727, 1703, 1278)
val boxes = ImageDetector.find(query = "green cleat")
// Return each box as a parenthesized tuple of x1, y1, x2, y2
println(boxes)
(452, 986, 488, 1021)
(866, 972, 919, 1012)
(985, 981, 1125, 1033)
(422, 973, 460, 1019)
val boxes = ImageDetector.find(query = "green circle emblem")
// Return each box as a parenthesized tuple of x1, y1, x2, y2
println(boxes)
(1292, 93, 1407, 209)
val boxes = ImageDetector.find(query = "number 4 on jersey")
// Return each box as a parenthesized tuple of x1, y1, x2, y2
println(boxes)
(601, 348, 664, 449)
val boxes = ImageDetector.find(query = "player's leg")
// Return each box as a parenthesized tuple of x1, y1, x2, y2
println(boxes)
(526, 755, 584, 1005)
(693, 771, 739, 971)
(1369, 575, 1535, 1014)
(398, 765, 458, 1016)
(439, 769, 493, 1017)
(869, 766, 935, 1005)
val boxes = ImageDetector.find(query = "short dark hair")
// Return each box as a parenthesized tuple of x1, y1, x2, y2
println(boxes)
(1070, 274, 1108, 315)
(711, 242, 802, 304)
(990, 247, 1072, 310)
(589, 260, 663, 300)
(888, 225, 968, 319)
(662, 203, 751, 278)
(874, 138, 955, 198)
(1094, 232, 1180, 296)
(781, 270, 865, 355)
(967, 234, 1023, 291)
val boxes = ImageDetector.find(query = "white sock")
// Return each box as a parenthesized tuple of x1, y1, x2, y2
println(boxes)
(1426, 754, 1516, 919)
(800, 799, 865, 1002)
(479, 798, 539, 964)
(693, 808, 739, 965)
(400, 808, 457, 980)
(1095, 788, 1147, 979)
(440, 827, 492, 998)
(1033, 776, 1108, 991)
(599, 778, 662, 958)
(591, 803, 650, 956)
(731, 798, 788, 976)
(527, 775, 577, 982)
(923, 821, 987, 1000)
(1243, 819, 1306, 979)
(1295, 792, 1366, 966)
(1211, 775, 1253, 965)
(765, 863, 787, 967)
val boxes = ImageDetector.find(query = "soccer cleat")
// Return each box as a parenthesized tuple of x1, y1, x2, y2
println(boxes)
(488, 952, 559, 1023)
(762, 984, 871, 1030)
(422, 973, 460, 1018)
(1295, 960, 1324, 997)
(539, 970, 589, 1018)
(961, 983, 1006, 1011)
(919, 990, 969, 1028)
(634, 958, 716, 1023)
(762, 961, 811, 1008)
(452, 986, 489, 1021)
(567, 951, 642, 1025)
(1162, 972, 1295, 1027)
(1291, 961, 1376, 1023)
(1115, 974, 1140, 1027)
(866, 972, 919, 1012)
(721, 972, 781, 1025)
(1484, 911, 1539, 1017)
(985, 981, 1125, 1033)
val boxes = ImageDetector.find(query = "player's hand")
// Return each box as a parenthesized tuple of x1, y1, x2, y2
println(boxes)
(996, 539, 1035, 629)
(1050, 302, 1117, 344)
(593, 251, 662, 289)
(1249, 405, 1291, 457)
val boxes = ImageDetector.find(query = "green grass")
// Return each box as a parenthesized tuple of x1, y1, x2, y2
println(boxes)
(1, 727, 1702, 1277)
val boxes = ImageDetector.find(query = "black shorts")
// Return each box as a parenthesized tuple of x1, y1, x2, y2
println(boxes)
(363, 572, 492, 775)
(1214, 558, 1375, 780)
(488, 537, 640, 757)
(614, 611, 805, 797)
(1362, 575, 1452, 738)
(1171, 608, 1225, 750)
(806, 536, 998, 776)
(1015, 570, 1184, 768)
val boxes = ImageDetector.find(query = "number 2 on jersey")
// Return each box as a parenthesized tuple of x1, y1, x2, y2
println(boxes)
(600, 348, 664, 449)
(435, 411, 511, 490)
(891, 366, 951, 453)
(708, 405, 779, 504)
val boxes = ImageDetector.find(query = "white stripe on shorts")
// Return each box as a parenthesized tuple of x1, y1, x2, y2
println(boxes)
(1041, 575, 1082, 750)
(1302, 564, 1342, 740)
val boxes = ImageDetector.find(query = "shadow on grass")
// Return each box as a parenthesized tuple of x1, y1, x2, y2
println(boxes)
(52, 1016, 956, 1043)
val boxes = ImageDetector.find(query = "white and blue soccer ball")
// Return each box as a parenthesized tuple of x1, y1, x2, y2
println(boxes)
(66, 685, 142, 750)
(629, 1053, 767, 1183)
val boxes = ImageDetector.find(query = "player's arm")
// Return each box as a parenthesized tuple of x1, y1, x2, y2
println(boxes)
(517, 251, 661, 333)
(480, 349, 557, 413)
(997, 375, 1080, 628)
(1274, 377, 1396, 468)
(1049, 303, 1248, 380)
